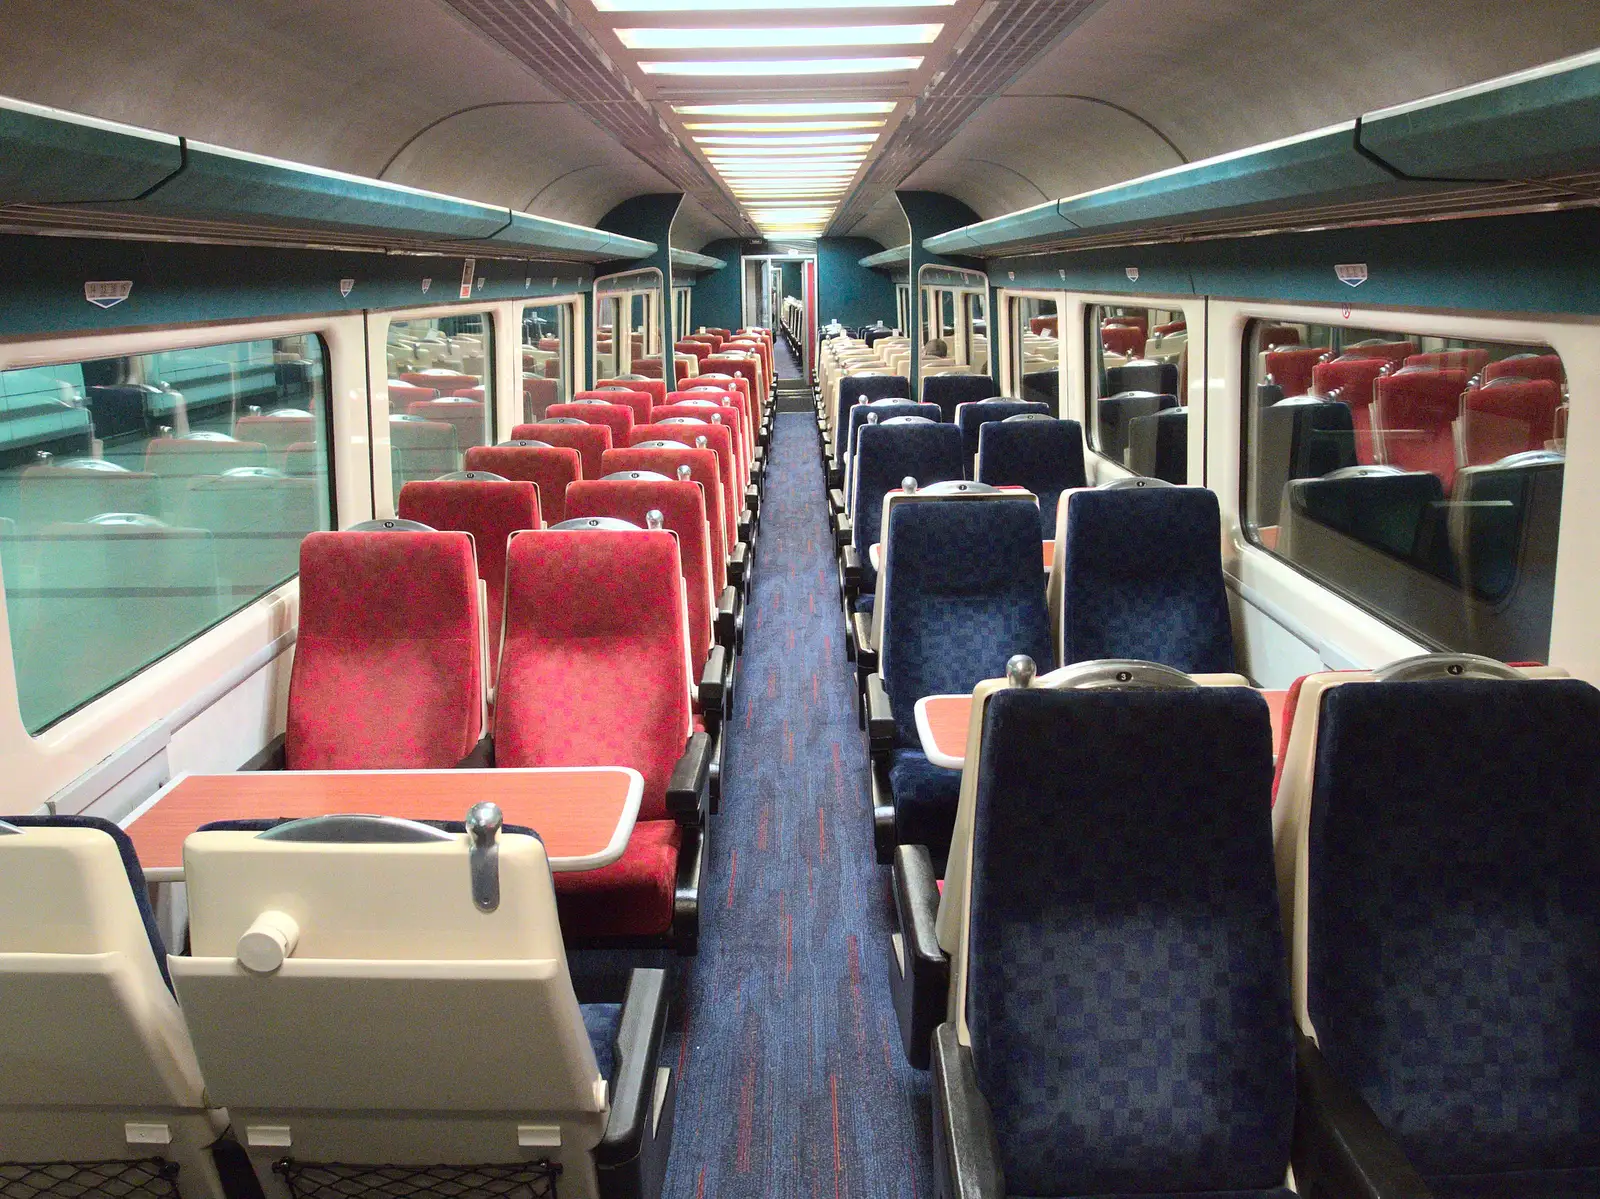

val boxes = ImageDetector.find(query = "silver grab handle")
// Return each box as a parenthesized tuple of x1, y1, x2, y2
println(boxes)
(465, 802, 502, 913)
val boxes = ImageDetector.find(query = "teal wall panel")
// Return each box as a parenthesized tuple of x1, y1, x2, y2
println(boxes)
(689, 238, 747, 333)
(818, 237, 897, 329)
(0, 234, 593, 339)
(597, 193, 681, 387)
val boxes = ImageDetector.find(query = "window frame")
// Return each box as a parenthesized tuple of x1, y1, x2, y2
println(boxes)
(519, 296, 583, 418)
(994, 287, 1067, 414)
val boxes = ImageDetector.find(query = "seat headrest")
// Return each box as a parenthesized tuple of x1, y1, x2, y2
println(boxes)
(349, 518, 435, 532)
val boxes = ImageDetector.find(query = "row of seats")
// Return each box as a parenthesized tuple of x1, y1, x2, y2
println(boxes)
(899, 654, 1598, 1199)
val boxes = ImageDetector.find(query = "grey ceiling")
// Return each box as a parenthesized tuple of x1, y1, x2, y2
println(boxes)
(0, 0, 1596, 249)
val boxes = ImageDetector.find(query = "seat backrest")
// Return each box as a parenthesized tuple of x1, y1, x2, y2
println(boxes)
(975, 418, 1087, 538)
(834, 375, 911, 459)
(651, 403, 748, 481)
(602, 447, 728, 581)
(1300, 677, 1600, 1181)
(1264, 345, 1329, 398)
(547, 400, 634, 450)
(1373, 367, 1467, 486)
(509, 422, 611, 482)
(235, 411, 316, 453)
(850, 422, 965, 588)
(1252, 398, 1358, 526)
(845, 401, 939, 478)
(465, 444, 581, 527)
(388, 415, 460, 485)
(920, 374, 995, 422)
(631, 424, 739, 547)
(1105, 359, 1178, 397)
(0, 815, 219, 1168)
(1127, 406, 1189, 484)
(179, 470, 319, 594)
(1280, 467, 1453, 583)
(1404, 348, 1489, 376)
(521, 374, 559, 421)
(1094, 390, 1177, 463)
(954, 400, 1050, 472)
(18, 462, 161, 529)
(962, 684, 1291, 1196)
(881, 500, 1052, 748)
(287, 530, 483, 768)
(579, 388, 655, 426)
(1100, 323, 1145, 356)
(565, 478, 714, 668)
(597, 378, 667, 409)
(1052, 486, 1235, 673)
(171, 823, 605, 1186)
(495, 530, 690, 820)
(1483, 352, 1565, 386)
(1461, 377, 1562, 466)
(397, 479, 541, 667)
(405, 397, 488, 454)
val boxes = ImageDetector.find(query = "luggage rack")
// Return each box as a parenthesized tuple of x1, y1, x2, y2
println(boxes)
(0, 1158, 181, 1199)
(273, 1158, 561, 1199)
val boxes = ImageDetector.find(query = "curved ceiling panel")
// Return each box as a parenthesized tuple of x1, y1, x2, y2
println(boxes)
(380, 102, 674, 227)
(672, 196, 740, 257)
(843, 192, 911, 254)
(902, 96, 1186, 220)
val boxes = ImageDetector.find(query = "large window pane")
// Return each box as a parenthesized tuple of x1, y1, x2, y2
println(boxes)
(523, 303, 573, 422)
(1243, 319, 1565, 661)
(1086, 304, 1188, 481)
(385, 314, 494, 486)
(1011, 297, 1060, 409)
(0, 335, 334, 733)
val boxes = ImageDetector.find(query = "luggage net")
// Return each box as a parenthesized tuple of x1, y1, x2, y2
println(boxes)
(273, 1159, 561, 1199)
(0, 1159, 180, 1199)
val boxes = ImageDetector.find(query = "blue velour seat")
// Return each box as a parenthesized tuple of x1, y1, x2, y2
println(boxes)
(844, 400, 941, 479)
(922, 374, 997, 422)
(1304, 677, 1600, 1199)
(976, 418, 1087, 537)
(1056, 485, 1235, 673)
(851, 421, 964, 605)
(954, 400, 1050, 474)
(947, 683, 1295, 1198)
(878, 499, 1051, 862)
(834, 374, 910, 466)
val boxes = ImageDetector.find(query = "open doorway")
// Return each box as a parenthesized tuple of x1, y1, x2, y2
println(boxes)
(741, 252, 817, 379)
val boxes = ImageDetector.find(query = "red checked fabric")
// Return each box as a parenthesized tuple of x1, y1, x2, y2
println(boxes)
(602, 446, 729, 587)
(466, 444, 580, 527)
(510, 422, 612, 482)
(287, 530, 482, 769)
(547, 401, 634, 450)
(631, 424, 740, 553)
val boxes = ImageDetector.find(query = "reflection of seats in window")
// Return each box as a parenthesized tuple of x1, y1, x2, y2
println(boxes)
(85, 383, 164, 441)
(18, 459, 161, 530)
(15, 516, 220, 729)
(144, 435, 269, 513)
(1373, 368, 1468, 487)
(180, 468, 319, 599)
(1099, 324, 1144, 356)
(1460, 377, 1562, 466)
(1095, 391, 1177, 464)
(405, 397, 487, 454)
(1105, 359, 1178, 397)
(1404, 348, 1489, 377)
(234, 409, 316, 454)
(389, 414, 459, 485)
(1127, 406, 1188, 484)
(1311, 355, 1389, 463)
(1282, 466, 1448, 569)
(522, 374, 559, 421)
(1264, 345, 1330, 399)
(1484, 351, 1564, 386)
(1253, 397, 1357, 527)
(1449, 450, 1563, 618)
(1339, 338, 1415, 366)
(1258, 323, 1302, 349)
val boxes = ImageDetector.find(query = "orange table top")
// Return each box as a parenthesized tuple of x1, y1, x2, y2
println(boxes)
(123, 767, 643, 881)
(869, 540, 1053, 573)
(914, 688, 1288, 769)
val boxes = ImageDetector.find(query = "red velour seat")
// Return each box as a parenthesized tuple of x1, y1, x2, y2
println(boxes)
(406, 398, 487, 454)
(1484, 352, 1565, 386)
(509, 422, 611, 482)
(1460, 378, 1562, 466)
(577, 388, 652, 426)
(547, 401, 633, 450)
(653, 401, 749, 485)
(287, 530, 483, 769)
(1404, 349, 1490, 377)
(1265, 346, 1330, 398)
(1312, 355, 1390, 464)
(597, 378, 667, 408)
(631, 423, 740, 553)
(1100, 326, 1144, 356)
(1373, 367, 1468, 486)
(464, 444, 580, 527)
(601, 446, 729, 589)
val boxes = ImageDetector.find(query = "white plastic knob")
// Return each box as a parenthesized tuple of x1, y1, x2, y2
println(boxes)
(237, 910, 300, 974)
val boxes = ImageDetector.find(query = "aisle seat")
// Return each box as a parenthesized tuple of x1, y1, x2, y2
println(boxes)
(495, 529, 709, 949)
(842, 421, 963, 613)
(1372, 367, 1468, 486)
(601, 446, 736, 591)
(1259, 324, 1302, 349)
(676, 339, 710, 364)
(466, 443, 581, 528)
(596, 378, 667, 410)
(171, 818, 675, 1198)
(839, 402, 942, 516)
(1484, 352, 1564, 385)
(1272, 662, 1598, 1198)
(652, 402, 750, 489)
(953, 399, 1049, 476)
(975, 418, 1087, 538)
(511, 422, 612, 482)
(922, 375, 996, 423)
(1341, 338, 1415, 365)
(548, 401, 634, 451)
(867, 499, 1051, 866)
(671, 387, 759, 485)
(1049, 484, 1236, 673)
(286, 529, 483, 769)
(831, 375, 910, 462)
(630, 423, 745, 551)
(1460, 377, 1561, 465)
(0, 815, 234, 1199)
(397, 476, 542, 674)
(400, 369, 478, 393)
(581, 387, 653, 426)
(929, 679, 1302, 1197)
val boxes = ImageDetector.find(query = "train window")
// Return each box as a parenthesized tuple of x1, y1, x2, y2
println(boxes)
(1242, 319, 1566, 662)
(522, 302, 573, 421)
(1086, 304, 1189, 481)
(0, 335, 334, 734)
(966, 292, 989, 374)
(386, 314, 494, 488)
(1011, 296, 1060, 409)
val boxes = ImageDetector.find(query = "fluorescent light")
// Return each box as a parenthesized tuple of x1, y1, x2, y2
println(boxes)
(707, 147, 868, 158)
(694, 133, 879, 146)
(618, 23, 940, 49)
(712, 162, 863, 172)
(674, 101, 896, 116)
(600, 0, 952, 8)
(684, 121, 886, 132)
(641, 56, 922, 75)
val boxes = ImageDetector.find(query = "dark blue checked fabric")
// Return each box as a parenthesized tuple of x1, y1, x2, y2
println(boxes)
(977, 418, 1087, 537)
(851, 422, 964, 596)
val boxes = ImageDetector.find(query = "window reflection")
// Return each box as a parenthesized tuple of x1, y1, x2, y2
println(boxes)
(522, 303, 572, 422)
(1012, 297, 1060, 410)
(386, 314, 493, 486)
(1086, 304, 1188, 481)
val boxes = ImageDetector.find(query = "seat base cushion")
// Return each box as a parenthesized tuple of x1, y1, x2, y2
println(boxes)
(890, 749, 961, 863)
(555, 819, 681, 940)
(582, 1002, 623, 1081)
(1426, 1167, 1600, 1198)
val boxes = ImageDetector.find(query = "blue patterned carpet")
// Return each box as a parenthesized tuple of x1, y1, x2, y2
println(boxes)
(774, 336, 803, 381)
(661, 412, 930, 1196)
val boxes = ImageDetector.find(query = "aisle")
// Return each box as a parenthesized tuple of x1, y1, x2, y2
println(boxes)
(662, 412, 930, 1196)
(773, 335, 803, 380)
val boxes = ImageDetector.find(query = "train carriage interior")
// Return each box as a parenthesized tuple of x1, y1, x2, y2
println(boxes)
(4, 2, 1600, 1197)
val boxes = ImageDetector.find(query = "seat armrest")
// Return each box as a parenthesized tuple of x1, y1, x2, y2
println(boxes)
(931, 1024, 1005, 1199)
(699, 645, 729, 723)
(597, 967, 670, 1171)
(890, 844, 949, 1069)
(1293, 1034, 1433, 1199)
(894, 844, 942, 967)
(841, 543, 862, 591)
(738, 509, 754, 545)
(866, 673, 895, 760)
(745, 482, 760, 516)
(828, 486, 846, 516)
(667, 731, 712, 825)
(715, 585, 739, 650)
(834, 515, 853, 549)
(852, 609, 877, 674)
(728, 541, 749, 587)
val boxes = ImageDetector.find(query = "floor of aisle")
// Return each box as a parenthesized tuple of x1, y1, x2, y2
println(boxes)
(661, 411, 930, 1196)
(773, 336, 803, 380)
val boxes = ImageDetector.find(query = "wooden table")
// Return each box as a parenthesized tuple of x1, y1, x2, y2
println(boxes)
(123, 767, 643, 881)
(914, 689, 1288, 770)
(869, 540, 1053, 573)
